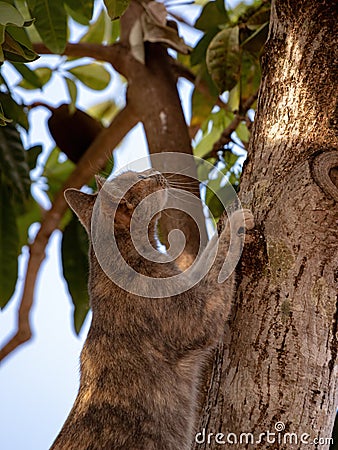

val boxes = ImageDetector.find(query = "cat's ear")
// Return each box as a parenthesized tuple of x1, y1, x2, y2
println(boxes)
(64, 188, 97, 233)
(94, 175, 106, 191)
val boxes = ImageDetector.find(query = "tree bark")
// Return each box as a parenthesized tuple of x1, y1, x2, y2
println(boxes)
(194, 0, 337, 449)
(119, 0, 208, 268)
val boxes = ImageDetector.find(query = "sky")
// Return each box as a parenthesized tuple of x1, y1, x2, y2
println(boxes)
(0, 1, 244, 449)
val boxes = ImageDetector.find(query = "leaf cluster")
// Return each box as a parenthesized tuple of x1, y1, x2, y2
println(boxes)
(0, 0, 270, 334)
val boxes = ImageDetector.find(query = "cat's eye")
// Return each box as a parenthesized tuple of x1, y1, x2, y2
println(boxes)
(138, 174, 147, 179)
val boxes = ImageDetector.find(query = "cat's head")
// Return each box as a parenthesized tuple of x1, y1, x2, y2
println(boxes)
(64, 169, 168, 235)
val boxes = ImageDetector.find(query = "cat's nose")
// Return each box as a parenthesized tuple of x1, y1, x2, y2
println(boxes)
(139, 170, 168, 188)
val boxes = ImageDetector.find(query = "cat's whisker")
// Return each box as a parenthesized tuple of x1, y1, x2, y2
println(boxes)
(168, 186, 201, 194)
(162, 164, 197, 179)
(168, 180, 201, 186)
(167, 180, 201, 189)
(167, 187, 201, 197)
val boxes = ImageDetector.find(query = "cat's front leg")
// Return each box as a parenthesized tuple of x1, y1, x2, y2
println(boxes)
(192, 209, 255, 341)
(217, 208, 255, 283)
(201, 208, 255, 287)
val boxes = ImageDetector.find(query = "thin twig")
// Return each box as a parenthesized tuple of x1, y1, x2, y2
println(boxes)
(167, 11, 195, 29)
(0, 106, 138, 363)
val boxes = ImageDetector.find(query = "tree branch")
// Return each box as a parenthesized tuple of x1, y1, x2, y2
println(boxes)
(167, 10, 195, 29)
(0, 106, 138, 363)
(33, 42, 112, 61)
(33, 42, 130, 77)
(33, 41, 229, 122)
(34, 41, 230, 117)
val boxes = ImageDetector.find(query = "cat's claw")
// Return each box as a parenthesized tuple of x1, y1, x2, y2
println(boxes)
(230, 209, 255, 235)
(242, 209, 255, 231)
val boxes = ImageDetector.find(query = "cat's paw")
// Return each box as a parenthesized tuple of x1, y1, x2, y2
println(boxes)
(230, 209, 255, 235)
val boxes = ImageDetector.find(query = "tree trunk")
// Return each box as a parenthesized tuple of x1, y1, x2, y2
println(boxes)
(194, 0, 338, 448)
(119, 1, 208, 268)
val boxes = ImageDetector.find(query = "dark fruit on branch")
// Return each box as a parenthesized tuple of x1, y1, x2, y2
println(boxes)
(48, 104, 103, 163)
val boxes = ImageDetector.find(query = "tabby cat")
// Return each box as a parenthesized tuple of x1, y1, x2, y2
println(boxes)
(50, 169, 254, 450)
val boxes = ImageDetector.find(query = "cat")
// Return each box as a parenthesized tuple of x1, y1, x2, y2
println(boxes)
(50, 169, 254, 450)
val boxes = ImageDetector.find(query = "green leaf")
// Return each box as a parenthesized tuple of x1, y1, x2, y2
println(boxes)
(195, 1, 229, 31)
(0, 91, 28, 130)
(104, 0, 129, 20)
(197, 158, 214, 183)
(206, 26, 242, 93)
(18, 66, 52, 89)
(80, 8, 106, 43)
(0, 22, 4, 42)
(241, 21, 269, 53)
(16, 196, 42, 248)
(64, 0, 94, 25)
(246, 5, 271, 28)
(205, 160, 240, 220)
(87, 99, 118, 123)
(190, 28, 218, 66)
(109, 17, 120, 43)
(2, 26, 39, 62)
(194, 109, 233, 158)
(42, 147, 75, 200)
(0, 24, 4, 61)
(0, 1, 25, 26)
(0, 178, 19, 308)
(228, 83, 240, 112)
(27, 0, 67, 53)
(205, 186, 224, 219)
(10, 61, 43, 89)
(61, 213, 90, 334)
(190, 87, 217, 130)
(6, 23, 36, 50)
(240, 50, 261, 103)
(236, 121, 250, 143)
(205, 183, 236, 219)
(13, 0, 41, 45)
(64, 76, 77, 113)
(0, 122, 31, 201)
(26, 144, 43, 170)
(102, 155, 114, 178)
(200, 61, 221, 98)
(216, 0, 227, 15)
(0, 101, 12, 125)
(68, 63, 111, 90)
(228, 2, 248, 22)
(222, 150, 240, 170)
